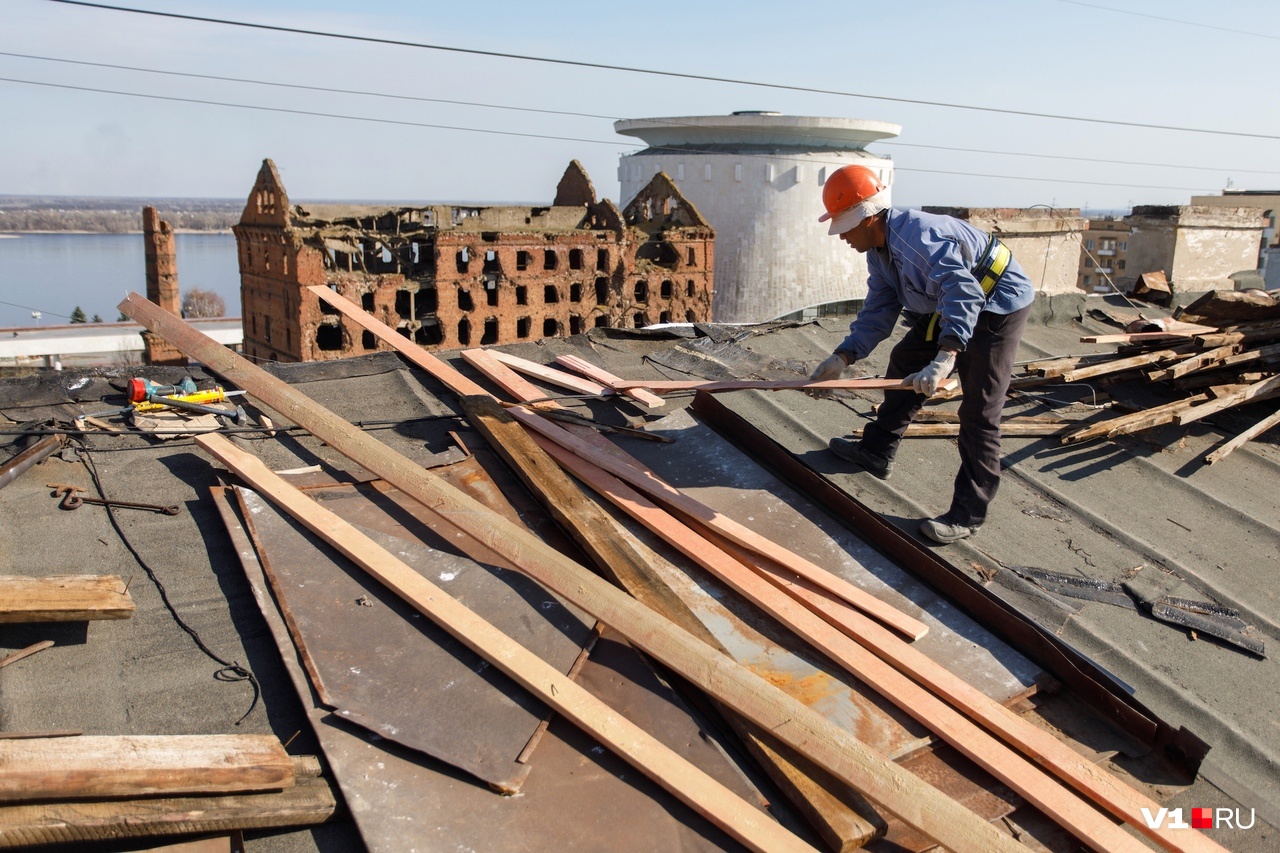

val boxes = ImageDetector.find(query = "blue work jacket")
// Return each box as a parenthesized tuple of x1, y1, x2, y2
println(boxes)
(836, 208, 1035, 360)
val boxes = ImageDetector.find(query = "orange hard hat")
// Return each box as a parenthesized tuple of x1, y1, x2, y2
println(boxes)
(818, 165, 888, 235)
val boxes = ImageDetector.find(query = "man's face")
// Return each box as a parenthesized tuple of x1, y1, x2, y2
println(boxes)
(838, 216, 880, 253)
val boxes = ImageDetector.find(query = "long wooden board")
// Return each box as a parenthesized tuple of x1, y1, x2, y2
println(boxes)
(198, 434, 816, 853)
(531, 437, 1165, 853)
(486, 350, 609, 396)
(554, 353, 666, 408)
(123, 291, 1022, 853)
(0, 735, 295, 802)
(0, 575, 134, 623)
(611, 378, 923, 393)
(0, 771, 332, 849)
(461, 395, 884, 850)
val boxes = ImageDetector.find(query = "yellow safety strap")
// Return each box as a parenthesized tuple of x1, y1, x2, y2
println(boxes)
(924, 239, 1010, 342)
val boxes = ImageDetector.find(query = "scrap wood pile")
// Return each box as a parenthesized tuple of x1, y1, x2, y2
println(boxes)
(0, 572, 332, 848)
(91, 286, 1230, 853)
(1023, 290, 1280, 461)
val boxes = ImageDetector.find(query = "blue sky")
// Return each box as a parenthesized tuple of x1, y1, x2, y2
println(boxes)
(2, 0, 1278, 210)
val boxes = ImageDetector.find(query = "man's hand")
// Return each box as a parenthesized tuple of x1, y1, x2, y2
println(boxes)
(807, 353, 850, 399)
(906, 350, 957, 396)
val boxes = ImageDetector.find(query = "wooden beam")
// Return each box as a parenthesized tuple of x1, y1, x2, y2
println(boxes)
(531, 437, 1178, 853)
(1060, 395, 1209, 445)
(554, 353, 666, 409)
(1204, 406, 1280, 464)
(485, 350, 610, 397)
(0, 641, 54, 670)
(120, 291, 1019, 853)
(850, 421, 1075, 438)
(0, 575, 135, 623)
(0, 735, 295, 802)
(0, 772, 333, 848)
(460, 395, 884, 850)
(608, 377, 941, 394)
(197, 433, 818, 853)
(462, 348, 927, 641)
(1060, 347, 1194, 382)
(1174, 374, 1280, 426)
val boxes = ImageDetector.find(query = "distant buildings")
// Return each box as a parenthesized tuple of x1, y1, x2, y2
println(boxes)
(232, 159, 714, 364)
(1077, 205, 1267, 296)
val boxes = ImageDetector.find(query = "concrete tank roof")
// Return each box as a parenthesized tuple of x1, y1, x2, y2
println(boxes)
(614, 113, 901, 151)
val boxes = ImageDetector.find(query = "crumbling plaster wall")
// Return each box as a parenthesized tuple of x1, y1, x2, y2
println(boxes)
(924, 207, 1086, 295)
(1123, 206, 1265, 293)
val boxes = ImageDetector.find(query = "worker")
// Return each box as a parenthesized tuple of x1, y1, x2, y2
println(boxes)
(809, 164, 1035, 544)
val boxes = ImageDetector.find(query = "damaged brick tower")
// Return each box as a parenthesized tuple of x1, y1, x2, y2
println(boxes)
(141, 206, 186, 365)
(232, 159, 714, 363)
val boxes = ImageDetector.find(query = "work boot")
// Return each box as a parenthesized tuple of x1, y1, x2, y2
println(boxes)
(828, 437, 893, 480)
(919, 515, 982, 544)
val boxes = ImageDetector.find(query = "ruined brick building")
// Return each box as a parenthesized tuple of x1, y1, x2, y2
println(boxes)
(232, 160, 715, 363)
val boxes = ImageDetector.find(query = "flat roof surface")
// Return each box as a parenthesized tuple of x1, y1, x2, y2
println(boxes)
(2, 292, 1277, 851)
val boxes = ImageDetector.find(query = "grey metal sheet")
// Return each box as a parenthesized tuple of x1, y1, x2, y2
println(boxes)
(236, 483, 591, 793)
(625, 409, 1048, 705)
(213, 488, 776, 853)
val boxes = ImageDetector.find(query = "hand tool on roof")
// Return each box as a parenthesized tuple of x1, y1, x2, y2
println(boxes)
(47, 483, 181, 516)
(126, 376, 198, 402)
(126, 376, 248, 424)
(1008, 565, 1264, 657)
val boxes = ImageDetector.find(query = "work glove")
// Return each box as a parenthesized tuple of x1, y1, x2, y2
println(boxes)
(807, 353, 850, 399)
(906, 350, 956, 396)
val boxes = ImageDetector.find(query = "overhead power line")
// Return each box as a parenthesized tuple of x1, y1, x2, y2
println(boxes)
(0, 75, 1220, 194)
(1054, 0, 1280, 42)
(5, 50, 1279, 178)
(43, 0, 1280, 142)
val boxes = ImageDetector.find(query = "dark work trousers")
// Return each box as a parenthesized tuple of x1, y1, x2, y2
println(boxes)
(859, 303, 1032, 526)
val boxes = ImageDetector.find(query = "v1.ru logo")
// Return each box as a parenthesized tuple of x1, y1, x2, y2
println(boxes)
(1142, 807, 1256, 830)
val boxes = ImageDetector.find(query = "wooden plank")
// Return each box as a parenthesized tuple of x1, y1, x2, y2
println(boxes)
(462, 347, 928, 641)
(460, 395, 884, 851)
(121, 291, 1021, 853)
(1204, 407, 1280, 464)
(197, 434, 818, 853)
(0, 641, 54, 669)
(554, 353, 666, 409)
(0, 575, 135, 623)
(850, 421, 1074, 438)
(1078, 324, 1215, 343)
(485, 350, 610, 397)
(0, 774, 333, 849)
(531, 437, 1172, 853)
(1060, 347, 1194, 382)
(1060, 395, 1210, 444)
(0, 735, 295, 802)
(607, 377, 955, 395)
(1174, 374, 1280, 426)
(497, 402, 930, 642)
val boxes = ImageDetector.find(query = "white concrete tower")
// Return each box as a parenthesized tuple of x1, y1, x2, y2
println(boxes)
(615, 112, 900, 323)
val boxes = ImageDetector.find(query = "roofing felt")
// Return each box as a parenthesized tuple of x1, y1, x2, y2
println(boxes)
(1, 292, 1277, 851)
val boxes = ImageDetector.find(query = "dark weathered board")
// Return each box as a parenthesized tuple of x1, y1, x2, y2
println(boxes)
(211, 487, 777, 853)
(236, 484, 591, 793)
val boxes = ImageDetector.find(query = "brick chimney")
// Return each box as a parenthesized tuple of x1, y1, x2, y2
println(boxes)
(141, 206, 185, 365)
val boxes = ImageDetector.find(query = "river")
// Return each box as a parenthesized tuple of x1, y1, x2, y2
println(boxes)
(0, 232, 241, 328)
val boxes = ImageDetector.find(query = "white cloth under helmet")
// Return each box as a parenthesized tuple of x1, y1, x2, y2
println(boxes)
(822, 187, 890, 236)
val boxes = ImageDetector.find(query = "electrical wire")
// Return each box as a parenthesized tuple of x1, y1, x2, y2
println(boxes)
(1054, 0, 1280, 42)
(74, 440, 261, 726)
(0, 76, 1225, 194)
(0, 297, 71, 320)
(6, 49, 1278, 178)
(40, 0, 1280, 142)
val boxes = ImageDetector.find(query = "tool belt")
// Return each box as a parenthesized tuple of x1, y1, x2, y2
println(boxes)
(925, 236, 1012, 342)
